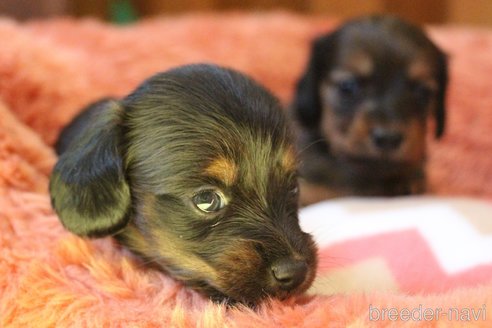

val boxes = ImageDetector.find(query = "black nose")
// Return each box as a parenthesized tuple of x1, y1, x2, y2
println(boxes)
(371, 128, 403, 151)
(271, 258, 308, 291)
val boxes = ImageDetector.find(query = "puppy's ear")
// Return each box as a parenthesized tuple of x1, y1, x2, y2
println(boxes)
(434, 51, 448, 139)
(55, 98, 118, 155)
(293, 34, 335, 128)
(50, 100, 131, 238)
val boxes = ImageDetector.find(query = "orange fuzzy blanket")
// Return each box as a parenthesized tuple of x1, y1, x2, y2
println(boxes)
(1, 12, 492, 327)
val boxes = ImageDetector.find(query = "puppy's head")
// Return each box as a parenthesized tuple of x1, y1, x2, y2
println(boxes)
(294, 15, 448, 165)
(50, 64, 317, 305)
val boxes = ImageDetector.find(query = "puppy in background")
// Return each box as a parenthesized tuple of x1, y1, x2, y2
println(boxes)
(292, 15, 448, 205)
(50, 64, 317, 305)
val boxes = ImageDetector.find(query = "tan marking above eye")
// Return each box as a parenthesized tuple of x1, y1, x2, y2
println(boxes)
(324, 59, 373, 86)
(408, 60, 438, 91)
(346, 52, 374, 76)
(329, 70, 355, 84)
(281, 147, 297, 172)
(332, 52, 373, 79)
(205, 157, 238, 186)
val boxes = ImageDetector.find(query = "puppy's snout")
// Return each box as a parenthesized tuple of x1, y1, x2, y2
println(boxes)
(371, 128, 403, 151)
(270, 258, 308, 291)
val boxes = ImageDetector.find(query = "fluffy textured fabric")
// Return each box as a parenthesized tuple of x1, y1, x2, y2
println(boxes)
(1, 12, 491, 327)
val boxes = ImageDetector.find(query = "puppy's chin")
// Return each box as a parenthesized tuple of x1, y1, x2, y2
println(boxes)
(157, 240, 317, 305)
(185, 270, 315, 306)
(335, 148, 406, 163)
(328, 137, 425, 167)
(119, 225, 317, 306)
(332, 150, 422, 173)
(183, 279, 265, 306)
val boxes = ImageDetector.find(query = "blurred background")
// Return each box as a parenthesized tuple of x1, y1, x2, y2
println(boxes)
(0, 0, 491, 27)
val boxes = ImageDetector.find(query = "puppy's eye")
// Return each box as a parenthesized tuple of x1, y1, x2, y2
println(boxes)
(336, 78, 360, 97)
(192, 190, 226, 213)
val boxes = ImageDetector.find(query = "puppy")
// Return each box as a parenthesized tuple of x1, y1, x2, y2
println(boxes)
(49, 64, 317, 305)
(292, 15, 448, 205)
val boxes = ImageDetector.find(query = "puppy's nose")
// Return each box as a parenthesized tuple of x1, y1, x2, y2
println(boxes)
(270, 258, 308, 291)
(371, 128, 403, 151)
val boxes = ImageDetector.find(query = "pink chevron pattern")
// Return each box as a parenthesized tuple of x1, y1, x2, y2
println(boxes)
(301, 197, 492, 295)
(318, 229, 492, 293)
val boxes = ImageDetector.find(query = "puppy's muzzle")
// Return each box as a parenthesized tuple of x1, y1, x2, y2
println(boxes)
(371, 127, 404, 152)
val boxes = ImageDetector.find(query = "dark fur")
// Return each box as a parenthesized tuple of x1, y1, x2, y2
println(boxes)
(292, 15, 448, 204)
(50, 64, 317, 305)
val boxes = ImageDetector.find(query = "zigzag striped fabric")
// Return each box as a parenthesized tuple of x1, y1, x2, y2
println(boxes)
(301, 197, 492, 295)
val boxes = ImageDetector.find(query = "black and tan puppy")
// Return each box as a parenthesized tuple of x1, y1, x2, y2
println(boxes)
(50, 64, 317, 305)
(292, 15, 448, 205)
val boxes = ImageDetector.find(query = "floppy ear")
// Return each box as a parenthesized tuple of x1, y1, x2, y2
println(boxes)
(55, 98, 118, 155)
(292, 34, 336, 129)
(50, 100, 131, 238)
(434, 51, 448, 139)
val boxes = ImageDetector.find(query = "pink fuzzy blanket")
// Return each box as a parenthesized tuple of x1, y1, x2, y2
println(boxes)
(1, 12, 492, 327)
